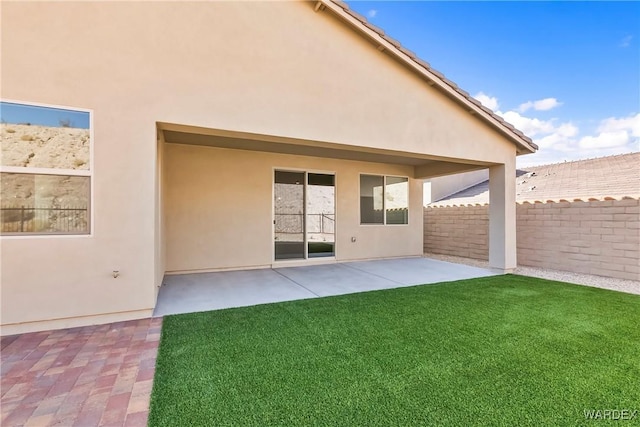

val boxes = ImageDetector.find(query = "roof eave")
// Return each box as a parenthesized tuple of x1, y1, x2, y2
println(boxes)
(320, 0, 538, 155)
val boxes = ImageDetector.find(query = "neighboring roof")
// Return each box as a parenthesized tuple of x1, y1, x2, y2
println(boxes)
(430, 152, 640, 206)
(320, 0, 538, 155)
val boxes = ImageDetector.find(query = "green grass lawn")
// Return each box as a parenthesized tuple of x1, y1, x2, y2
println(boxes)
(148, 275, 640, 426)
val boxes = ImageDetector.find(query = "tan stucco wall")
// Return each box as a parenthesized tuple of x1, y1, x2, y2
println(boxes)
(1, 1, 516, 164)
(426, 169, 489, 204)
(165, 143, 423, 272)
(424, 199, 640, 281)
(1, 1, 520, 333)
(154, 133, 166, 299)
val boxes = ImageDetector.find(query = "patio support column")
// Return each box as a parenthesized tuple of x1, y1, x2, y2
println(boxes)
(488, 157, 516, 272)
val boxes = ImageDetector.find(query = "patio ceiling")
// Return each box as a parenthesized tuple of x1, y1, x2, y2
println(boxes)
(158, 122, 492, 179)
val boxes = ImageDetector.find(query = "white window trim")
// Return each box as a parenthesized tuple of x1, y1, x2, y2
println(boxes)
(0, 166, 90, 177)
(0, 99, 94, 238)
(359, 173, 410, 226)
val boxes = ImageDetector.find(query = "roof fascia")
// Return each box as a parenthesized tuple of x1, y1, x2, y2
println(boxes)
(318, 0, 538, 155)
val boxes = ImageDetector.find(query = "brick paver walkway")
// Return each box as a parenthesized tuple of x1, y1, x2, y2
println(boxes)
(1, 317, 162, 427)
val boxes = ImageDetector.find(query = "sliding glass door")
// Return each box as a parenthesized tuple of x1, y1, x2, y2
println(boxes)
(306, 173, 335, 258)
(274, 170, 335, 260)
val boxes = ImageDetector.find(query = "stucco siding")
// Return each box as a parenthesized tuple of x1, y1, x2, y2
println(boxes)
(1, 0, 520, 333)
(165, 143, 424, 272)
(1, 1, 516, 165)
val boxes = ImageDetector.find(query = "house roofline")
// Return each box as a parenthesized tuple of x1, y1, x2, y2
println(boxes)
(319, 0, 538, 155)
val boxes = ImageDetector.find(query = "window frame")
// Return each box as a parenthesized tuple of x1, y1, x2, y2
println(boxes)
(0, 99, 94, 238)
(359, 173, 409, 226)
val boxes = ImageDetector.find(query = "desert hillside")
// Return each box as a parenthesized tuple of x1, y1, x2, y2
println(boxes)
(1, 123, 89, 170)
(1, 123, 90, 233)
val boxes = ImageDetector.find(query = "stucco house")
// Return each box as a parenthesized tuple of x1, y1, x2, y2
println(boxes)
(0, 0, 536, 335)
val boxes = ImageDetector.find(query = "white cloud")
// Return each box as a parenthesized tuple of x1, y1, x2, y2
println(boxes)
(367, 9, 377, 18)
(499, 110, 556, 137)
(534, 98, 562, 111)
(579, 131, 630, 150)
(578, 113, 640, 150)
(517, 112, 640, 167)
(519, 97, 562, 112)
(620, 35, 633, 48)
(473, 93, 638, 167)
(473, 92, 499, 111)
(518, 102, 533, 112)
(598, 113, 640, 137)
(535, 123, 579, 148)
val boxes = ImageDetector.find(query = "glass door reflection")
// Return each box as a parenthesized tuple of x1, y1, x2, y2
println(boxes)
(306, 173, 335, 258)
(274, 171, 305, 260)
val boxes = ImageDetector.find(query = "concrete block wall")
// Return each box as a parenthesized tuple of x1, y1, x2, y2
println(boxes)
(423, 205, 489, 260)
(424, 198, 640, 281)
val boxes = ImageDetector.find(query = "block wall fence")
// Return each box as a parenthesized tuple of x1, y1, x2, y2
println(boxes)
(423, 198, 640, 281)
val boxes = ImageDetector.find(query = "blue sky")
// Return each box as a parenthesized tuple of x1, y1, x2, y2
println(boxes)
(0, 102, 90, 129)
(346, 1, 639, 167)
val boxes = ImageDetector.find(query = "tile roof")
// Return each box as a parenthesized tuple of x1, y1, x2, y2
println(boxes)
(320, 0, 537, 155)
(430, 152, 640, 206)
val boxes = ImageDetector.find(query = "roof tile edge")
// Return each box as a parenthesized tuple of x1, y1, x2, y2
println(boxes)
(323, 0, 538, 153)
(519, 152, 640, 170)
(425, 195, 640, 208)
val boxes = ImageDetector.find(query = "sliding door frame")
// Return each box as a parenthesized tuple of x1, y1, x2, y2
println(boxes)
(272, 167, 336, 263)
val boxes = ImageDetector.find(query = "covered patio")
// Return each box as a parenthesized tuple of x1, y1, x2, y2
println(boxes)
(153, 257, 497, 317)
(1, 0, 536, 337)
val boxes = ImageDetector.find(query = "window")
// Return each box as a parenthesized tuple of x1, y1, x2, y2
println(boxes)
(1, 101, 91, 235)
(360, 175, 384, 224)
(360, 175, 408, 225)
(385, 176, 409, 224)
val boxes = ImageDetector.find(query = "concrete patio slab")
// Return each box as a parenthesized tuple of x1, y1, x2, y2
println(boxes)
(154, 268, 317, 317)
(274, 263, 399, 297)
(344, 257, 497, 285)
(154, 257, 498, 317)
